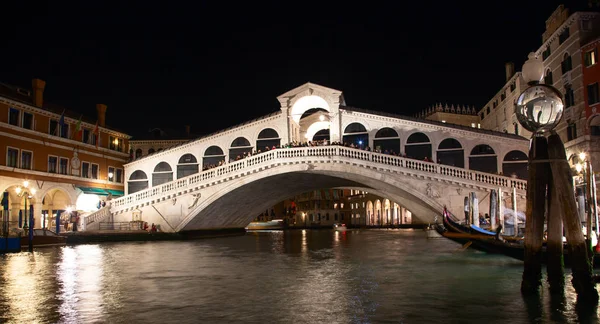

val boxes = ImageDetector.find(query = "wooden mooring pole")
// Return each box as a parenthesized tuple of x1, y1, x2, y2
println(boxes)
(546, 166, 564, 293)
(521, 136, 548, 295)
(547, 133, 598, 303)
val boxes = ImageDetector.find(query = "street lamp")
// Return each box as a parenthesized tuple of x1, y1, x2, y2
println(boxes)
(15, 180, 36, 252)
(15, 180, 36, 230)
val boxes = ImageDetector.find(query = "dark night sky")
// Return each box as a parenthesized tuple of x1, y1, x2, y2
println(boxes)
(2, 0, 593, 137)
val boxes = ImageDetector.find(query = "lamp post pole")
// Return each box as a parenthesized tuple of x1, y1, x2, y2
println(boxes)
(15, 180, 36, 252)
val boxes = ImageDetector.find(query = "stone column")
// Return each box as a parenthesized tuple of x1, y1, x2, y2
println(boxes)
(10, 202, 21, 223)
(33, 202, 43, 229)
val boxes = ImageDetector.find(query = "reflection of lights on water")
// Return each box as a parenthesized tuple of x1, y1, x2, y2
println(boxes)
(301, 229, 307, 254)
(4, 253, 44, 322)
(58, 245, 105, 323)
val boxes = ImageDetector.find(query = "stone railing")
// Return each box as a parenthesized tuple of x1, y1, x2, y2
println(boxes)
(111, 146, 527, 213)
(84, 204, 112, 230)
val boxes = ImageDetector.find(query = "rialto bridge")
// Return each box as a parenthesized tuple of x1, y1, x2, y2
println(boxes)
(86, 83, 530, 232)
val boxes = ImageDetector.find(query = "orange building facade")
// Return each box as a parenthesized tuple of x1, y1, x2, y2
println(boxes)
(0, 79, 130, 232)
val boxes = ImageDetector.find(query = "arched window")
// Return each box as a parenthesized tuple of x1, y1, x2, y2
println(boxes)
(544, 68, 553, 85)
(203, 145, 225, 170)
(177, 153, 199, 179)
(148, 148, 155, 155)
(437, 138, 464, 167)
(312, 129, 330, 141)
(135, 149, 142, 159)
(405, 132, 431, 160)
(256, 128, 280, 150)
(469, 144, 497, 174)
(373, 127, 400, 154)
(342, 123, 368, 149)
(152, 162, 173, 186)
(229, 137, 253, 161)
(502, 150, 528, 179)
(128, 170, 148, 194)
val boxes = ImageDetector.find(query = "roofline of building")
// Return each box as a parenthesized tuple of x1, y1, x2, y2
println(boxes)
(0, 94, 132, 139)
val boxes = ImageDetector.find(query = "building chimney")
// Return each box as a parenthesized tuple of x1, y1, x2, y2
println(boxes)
(96, 104, 107, 127)
(32, 78, 46, 108)
(185, 125, 190, 136)
(505, 62, 515, 82)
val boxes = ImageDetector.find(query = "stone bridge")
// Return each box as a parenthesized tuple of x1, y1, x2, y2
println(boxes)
(87, 82, 530, 232)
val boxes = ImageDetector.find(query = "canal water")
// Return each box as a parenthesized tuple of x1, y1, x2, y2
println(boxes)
(0, 229, 598, 324)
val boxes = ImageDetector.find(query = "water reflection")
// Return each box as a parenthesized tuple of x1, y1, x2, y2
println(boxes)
(0, 229, 598, 323)
(58, 245, 105, 323)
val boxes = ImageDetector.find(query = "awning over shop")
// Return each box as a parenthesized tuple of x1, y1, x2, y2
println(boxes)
(105, 189, 125, 197)
(77, 187, 109, 196)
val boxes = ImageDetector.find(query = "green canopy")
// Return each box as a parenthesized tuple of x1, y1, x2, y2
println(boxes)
(105, 189, 125, 197)
(77, 187, 109, 196)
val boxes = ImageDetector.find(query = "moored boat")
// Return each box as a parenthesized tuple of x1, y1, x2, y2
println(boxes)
(20, 229, 67, 248)
(333, 223, 347, 231)
(246, 219, 285, 230)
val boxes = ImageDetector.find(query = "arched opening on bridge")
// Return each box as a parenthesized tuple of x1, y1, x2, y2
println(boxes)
(366, 201, 374, 226)
(230, 137, 253, 161)
(405, 132, 431, 160)
(373, 127, 400, 154)
(148, 148, 155, 155)
(128, 170, 148, 194)
(375, 200, 382, 225)
(291, 97, 330, 125)
(469, 144, 497, 174)
(437, 138, 464, 167)
(312, 129, 330, 142)
(343, 123, 368, 149)
(383, 199, 391, 225)
(502, 150, 528, 179)
(177, 154, 199, 179)
(203, 146, 225, 170)
(135, 149, 142, 159)
(152, 161, 173, 186)
(256, 128, 281, 150)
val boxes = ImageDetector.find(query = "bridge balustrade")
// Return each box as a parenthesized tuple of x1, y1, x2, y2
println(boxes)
(112, 146, 527, 212)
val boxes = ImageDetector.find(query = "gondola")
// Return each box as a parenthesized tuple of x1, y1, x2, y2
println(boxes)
(435, 211, 600, 268)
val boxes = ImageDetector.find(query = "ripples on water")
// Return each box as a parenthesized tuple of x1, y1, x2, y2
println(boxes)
(0, 229, 598, 324)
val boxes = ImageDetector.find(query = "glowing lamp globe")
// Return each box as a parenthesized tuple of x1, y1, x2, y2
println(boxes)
(515, 84, 564, 133)
(515, 52, 564, 133)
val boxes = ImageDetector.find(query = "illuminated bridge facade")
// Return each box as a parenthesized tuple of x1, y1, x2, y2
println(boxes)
(85, 83, 529, 232)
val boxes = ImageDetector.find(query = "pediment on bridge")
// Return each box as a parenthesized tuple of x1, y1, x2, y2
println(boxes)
(277, 82, 346, 108)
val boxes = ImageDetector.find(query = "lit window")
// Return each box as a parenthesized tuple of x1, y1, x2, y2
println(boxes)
(471, 123, 476, 128)
(441, 120, 446, 123)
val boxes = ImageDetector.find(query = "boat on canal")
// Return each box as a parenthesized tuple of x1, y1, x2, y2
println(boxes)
(333, 223, 347, 231)
(20, 229, 67, 248)
(246, 219, 285, 231)
(435, 211, 600, 268)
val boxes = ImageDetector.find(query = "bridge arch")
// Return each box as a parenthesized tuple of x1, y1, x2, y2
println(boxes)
(179, 160, 450, 231)
(290, 95, 331, 124)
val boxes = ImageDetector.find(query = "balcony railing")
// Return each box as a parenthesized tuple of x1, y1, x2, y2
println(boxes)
(111, 146, 527, 213)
